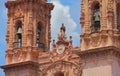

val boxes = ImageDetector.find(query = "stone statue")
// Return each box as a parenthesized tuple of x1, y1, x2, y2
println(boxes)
(60, 23, 66, 37)
(58, 23, 67, 41)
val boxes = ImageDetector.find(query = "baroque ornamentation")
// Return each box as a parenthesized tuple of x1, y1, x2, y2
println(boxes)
(90, 34, 101, 47)
(49, 49, 73, 62)
(107, 0, 114, 12)
(42, 61, 82, 76)
(14, 8, 23, 18)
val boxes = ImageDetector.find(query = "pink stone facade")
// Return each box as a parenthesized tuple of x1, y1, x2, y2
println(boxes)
(1, 0, 120, 76)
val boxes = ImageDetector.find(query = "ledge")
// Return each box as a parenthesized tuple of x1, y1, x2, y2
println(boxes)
(1, 61, 39, 69)
(73, 46, 120, 55)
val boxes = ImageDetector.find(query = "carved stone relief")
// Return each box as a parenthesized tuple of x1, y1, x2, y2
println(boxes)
(91, 34, 101, 47)
(41, 61, 82, 76)
(107, 0, 114, 12)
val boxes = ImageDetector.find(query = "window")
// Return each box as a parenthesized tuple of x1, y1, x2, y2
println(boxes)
(91, 2, 100, 33)
(117, 4, 120, 32)
(14, 21, 22, 48)
(36, 23, 45, 48)
(36, 25, 41, 47)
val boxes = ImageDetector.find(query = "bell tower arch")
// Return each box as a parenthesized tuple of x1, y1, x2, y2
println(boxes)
(80, 0, 120, 51)
(14, 20, 22, 48)
(91, 1, 100, 33)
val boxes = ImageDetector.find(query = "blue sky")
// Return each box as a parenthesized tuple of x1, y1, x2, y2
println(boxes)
(0, 0, 7, 76)
(0, 0, 81, 75)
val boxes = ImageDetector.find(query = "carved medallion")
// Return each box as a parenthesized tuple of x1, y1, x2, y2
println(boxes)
(57, 45, 65, 54)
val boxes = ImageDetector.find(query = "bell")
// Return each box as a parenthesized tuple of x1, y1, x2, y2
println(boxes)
(94, 12, 100, 21)
(38, 29, 41, 33)
(17, 27, 22, 35)
(17, 27, 22, 39)
(37, 34, 40, 39)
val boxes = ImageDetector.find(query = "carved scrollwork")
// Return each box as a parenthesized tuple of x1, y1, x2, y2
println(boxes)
(6, 49, 32, 64)
(90, 34, 101, 47)
(38, 66, 48, 76)
(107, 0, 114, 12)
(14, 8, 23, 18)
(101, 35, 108, 46)
(49, 48, 74, 63)
(73, 67, 82, 76)
(43, 61, 82, 76)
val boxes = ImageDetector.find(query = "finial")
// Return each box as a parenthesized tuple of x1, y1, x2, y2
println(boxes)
(53, 39, 55, 43)
(69, 36, 73, 48)
(62, 23, 64, 26)
(70, 36, 72, 39)
(52, 39, 56, 50)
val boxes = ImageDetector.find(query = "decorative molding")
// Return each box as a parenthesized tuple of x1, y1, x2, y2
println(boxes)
(74, 46, 120, 65)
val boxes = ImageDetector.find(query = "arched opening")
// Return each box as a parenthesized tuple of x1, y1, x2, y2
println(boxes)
(36, 23, 45, 48)
(91, 2, 100, 33)
(117, 3, 120, 32)
(14, 21, 22, 48)
(36, 25, 41, 47)
(54, 72, 64, 76)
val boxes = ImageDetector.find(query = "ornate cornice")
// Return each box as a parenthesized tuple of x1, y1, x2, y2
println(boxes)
(74, 46, 120, 59)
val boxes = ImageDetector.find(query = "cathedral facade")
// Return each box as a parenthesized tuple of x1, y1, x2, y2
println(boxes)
(1, 0, 120, 76)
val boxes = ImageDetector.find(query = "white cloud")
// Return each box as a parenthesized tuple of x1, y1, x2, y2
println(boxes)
(50, 0, 80, 47)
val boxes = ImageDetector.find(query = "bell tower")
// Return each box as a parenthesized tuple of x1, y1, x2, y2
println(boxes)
(80, 0, 120, 50)
(2, 0, 54, 76)
(5, 0, 54, 64)
(1, 0, 53, 76)
(74, 0, 120, 76)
